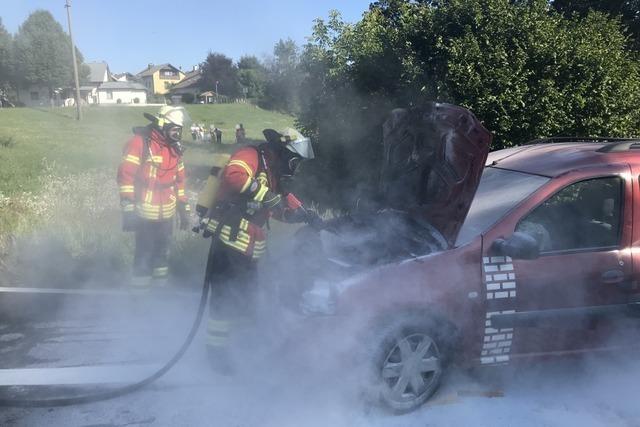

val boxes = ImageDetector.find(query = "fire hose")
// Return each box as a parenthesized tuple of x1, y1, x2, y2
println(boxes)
(0, 213, 328, 408)
(0, 243, 217, 408)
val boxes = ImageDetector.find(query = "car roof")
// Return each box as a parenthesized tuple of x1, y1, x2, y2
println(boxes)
(487, 141, 640, 177)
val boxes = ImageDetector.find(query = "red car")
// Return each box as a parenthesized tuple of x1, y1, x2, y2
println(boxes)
(277, 103, 640, 413)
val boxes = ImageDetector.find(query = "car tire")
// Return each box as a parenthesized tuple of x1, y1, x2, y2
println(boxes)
(368, 314, 451, 414)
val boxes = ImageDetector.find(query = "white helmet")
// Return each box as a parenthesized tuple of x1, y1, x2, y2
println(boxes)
(280, 127, 315, 159)
(156, 105, 190, 128)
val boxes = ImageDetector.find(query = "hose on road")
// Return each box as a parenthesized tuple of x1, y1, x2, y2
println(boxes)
(0, 243, 216, 407)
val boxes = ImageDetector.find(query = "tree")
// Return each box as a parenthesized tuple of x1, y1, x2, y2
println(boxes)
(237, 55, 266, 100)
(201, 52, 241, 98)
(12, 10, 87, 97)
(295, 1, 640, 210)
(552, 0, 640, 49)
(436, 0, 640, 142)
(0, 18, 12, 86)
(261, 38, 304, 113)
(272, 39, 299, 75)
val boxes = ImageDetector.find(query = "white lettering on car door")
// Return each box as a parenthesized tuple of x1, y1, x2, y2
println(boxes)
(480, 256, 517, 364)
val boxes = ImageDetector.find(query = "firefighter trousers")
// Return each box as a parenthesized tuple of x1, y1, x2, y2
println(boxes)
(206, 240, 258, 366)
(132, 219, 173, 286)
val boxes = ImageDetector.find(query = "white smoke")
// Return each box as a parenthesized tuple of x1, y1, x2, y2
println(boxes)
(1, 109, 640, 427)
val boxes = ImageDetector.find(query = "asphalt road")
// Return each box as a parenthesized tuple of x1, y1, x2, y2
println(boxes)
(0, 289, 639, 427)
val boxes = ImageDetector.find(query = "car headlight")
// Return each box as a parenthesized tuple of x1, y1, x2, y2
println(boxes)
(300, 279, 338, 316)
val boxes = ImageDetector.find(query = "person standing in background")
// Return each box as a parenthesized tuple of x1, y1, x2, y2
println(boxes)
(117, 106, 192, 288)
(235, 123, 246, 144)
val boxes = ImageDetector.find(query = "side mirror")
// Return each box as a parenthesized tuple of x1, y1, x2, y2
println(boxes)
(491, 232, 540, 260)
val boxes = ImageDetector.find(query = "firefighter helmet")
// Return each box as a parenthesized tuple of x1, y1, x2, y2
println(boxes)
(148, 106, 192, 145)
(156, 105, 190, 128)
(262, 128, 315, 160)
(282, 128, 314, 160)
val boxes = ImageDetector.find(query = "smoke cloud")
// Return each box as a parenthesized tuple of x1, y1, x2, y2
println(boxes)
(1, 108, 640, 427)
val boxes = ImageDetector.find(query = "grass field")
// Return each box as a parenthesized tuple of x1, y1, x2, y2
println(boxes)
(0, 104, 294, 195)
(0, 104, 295, 285)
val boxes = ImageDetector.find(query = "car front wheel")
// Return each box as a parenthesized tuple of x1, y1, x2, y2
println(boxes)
(374, 321, 445, 413)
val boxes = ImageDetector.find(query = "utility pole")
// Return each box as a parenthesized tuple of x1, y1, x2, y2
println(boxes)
(65, 0, 82, 120)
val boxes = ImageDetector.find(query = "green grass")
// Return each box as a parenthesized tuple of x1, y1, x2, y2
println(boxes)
(0, 104, 295, 282)
(0, 104, 295, 195)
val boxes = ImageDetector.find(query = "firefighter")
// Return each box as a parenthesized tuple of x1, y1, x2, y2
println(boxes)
(199, 127, 316, 373)
(117, 106, 192, 288)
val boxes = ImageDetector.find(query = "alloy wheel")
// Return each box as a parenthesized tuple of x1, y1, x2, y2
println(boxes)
(380, 332, 442, 409)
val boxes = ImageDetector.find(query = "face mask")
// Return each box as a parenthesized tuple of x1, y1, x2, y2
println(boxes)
(165, 125, 182, 143)
(172, 140, 185, 156)
(280, 151, 302, 177)
(288, 156, 302, 175)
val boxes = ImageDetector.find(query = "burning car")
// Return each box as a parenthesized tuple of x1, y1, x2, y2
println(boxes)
(271, 103, 640, 413)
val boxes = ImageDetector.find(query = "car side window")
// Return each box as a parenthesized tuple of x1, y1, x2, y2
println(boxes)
(515, 176, 623, 253)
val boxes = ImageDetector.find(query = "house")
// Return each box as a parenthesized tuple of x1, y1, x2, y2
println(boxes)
(112, 72, 136, 82)
(136, 63, 185, 95)
(112, 72, 138, 82)
(96, 81, 147, 105)
(80, 61, 114, 104)
(168, 68, 204, 102)
(16, 85, 64, 107)
(198, 91, 223, 104)
(14, 61, 148, 107)
(80, 62, 148, 105)
(87, 61, 112, 84)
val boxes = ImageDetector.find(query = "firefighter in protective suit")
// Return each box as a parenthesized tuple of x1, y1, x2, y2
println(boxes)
(198, 127, 317, 373)
(117, 106, 192, 288)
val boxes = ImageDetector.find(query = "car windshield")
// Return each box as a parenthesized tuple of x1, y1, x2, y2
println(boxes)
(455, 167, 550, 246)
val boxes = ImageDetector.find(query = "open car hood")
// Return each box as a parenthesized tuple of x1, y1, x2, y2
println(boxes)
(266, 104, 492, 310)
(379, 103, 492, 246)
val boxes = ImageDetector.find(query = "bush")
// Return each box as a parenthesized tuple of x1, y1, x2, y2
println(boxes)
(295, 1, 640, 211)
(0, 164, 132, 287)
(181, 93, 195, 104)
(0, 161, 207, 288)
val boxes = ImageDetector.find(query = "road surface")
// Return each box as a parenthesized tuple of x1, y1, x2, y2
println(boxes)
(0, 287, 638, 427)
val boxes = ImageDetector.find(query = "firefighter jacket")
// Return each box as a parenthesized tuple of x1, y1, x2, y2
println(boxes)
(117, 128, 189, 220)
(206, 145, 302, 259)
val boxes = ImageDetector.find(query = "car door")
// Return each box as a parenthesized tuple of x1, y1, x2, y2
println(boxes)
(480, 164, 633, 362)
(593, 165, 640, 350)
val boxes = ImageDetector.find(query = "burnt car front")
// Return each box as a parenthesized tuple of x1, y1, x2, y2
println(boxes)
(286, 103, 491, 314)
(267, 103, 492, 413)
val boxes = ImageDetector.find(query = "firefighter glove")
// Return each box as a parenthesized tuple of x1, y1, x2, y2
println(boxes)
(247, 180, 282, 213)
(262, 190, 282, 210)
(121, 202, 137, 232)
(178, 202, 190, 231)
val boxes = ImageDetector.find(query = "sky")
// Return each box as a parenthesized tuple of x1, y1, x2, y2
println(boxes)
(1, 0, 373, 74)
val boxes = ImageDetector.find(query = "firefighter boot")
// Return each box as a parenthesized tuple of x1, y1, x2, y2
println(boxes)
(129, 275, 152, 290)
(206, 347, 235, 376)
(207, 318, 235, 375)
(151, 266, 170, 288)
